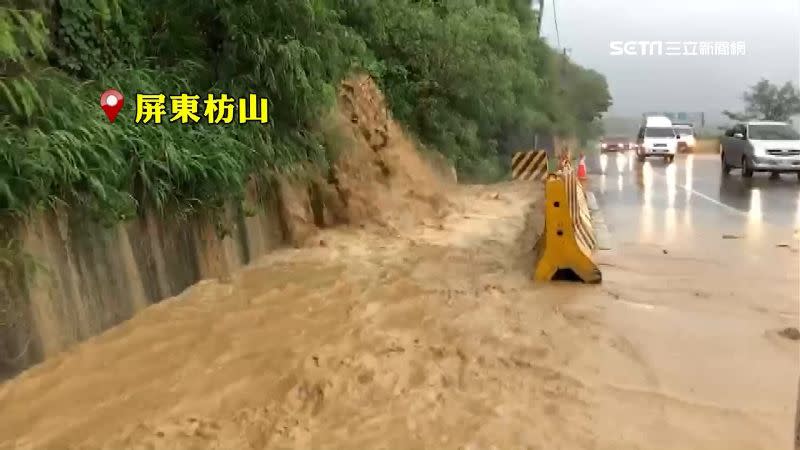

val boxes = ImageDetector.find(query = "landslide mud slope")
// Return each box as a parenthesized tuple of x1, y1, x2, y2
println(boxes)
(0, 74, 589, 450)
(0, 179, 572, 450)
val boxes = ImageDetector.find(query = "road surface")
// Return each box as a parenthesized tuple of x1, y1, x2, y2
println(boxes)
(591, 151, 800, 230)
(588, 151, 799, 449)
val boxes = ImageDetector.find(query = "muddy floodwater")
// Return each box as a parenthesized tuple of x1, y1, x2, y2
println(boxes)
(0, 178, 797, 450)
(2, 76, 798, 450)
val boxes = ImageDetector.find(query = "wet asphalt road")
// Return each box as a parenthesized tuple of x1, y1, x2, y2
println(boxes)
(587, 151, 800, 244)
(584, 151, 799, 450)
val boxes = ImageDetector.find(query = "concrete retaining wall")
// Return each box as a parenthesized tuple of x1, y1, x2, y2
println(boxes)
(0, 179, 323, 378)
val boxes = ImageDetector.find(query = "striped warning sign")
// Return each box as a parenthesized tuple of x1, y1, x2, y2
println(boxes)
(511, 150, 548, 181)
(567, 174, 597, 251)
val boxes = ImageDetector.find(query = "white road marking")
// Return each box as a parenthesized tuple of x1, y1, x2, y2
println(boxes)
(646, 165, 800, 243)
(650, 170, 748, 218)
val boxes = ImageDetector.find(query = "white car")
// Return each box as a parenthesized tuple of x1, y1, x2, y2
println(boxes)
(673, 123, 696, 152)
(635, 116, 679, 163)
(720, 121, 800, 179)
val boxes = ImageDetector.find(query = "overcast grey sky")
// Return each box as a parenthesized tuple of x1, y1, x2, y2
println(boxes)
(539, 0, 800, 122)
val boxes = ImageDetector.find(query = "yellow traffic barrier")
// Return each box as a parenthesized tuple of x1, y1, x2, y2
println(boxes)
(534, 168, 601, 283)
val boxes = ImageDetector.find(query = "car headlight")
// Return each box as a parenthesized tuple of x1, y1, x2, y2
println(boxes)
(752, 146, 765, 156)
(601, 143, 607, 148)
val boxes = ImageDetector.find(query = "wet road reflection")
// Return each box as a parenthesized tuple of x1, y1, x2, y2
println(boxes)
(589, 152, 798, 242)
(795, 196, 800, 228)
(746, 189, 763, 240)
(665, 163, 677, 208)
(615, 153, 627, 173)
(684, 154, 694, 196)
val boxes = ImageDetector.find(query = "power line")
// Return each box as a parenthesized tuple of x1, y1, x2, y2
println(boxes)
(551, 0, 561, 49)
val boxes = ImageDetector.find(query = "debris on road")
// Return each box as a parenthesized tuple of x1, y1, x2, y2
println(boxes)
(778, 327, 800, 341)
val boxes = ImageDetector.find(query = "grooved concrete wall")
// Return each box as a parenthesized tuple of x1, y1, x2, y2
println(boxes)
(0, 180, 319, 379)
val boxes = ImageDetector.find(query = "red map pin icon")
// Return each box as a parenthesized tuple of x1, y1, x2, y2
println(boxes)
(100, 89, 124, 123)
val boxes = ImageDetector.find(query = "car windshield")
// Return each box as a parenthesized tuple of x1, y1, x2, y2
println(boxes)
(645, 127, 675, 138)
(603, 137, 627, 143)
(748, 124, 800, 140)
(674, 127, 693, 135)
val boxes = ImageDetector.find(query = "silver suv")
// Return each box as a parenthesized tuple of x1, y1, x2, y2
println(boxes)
(720, 121, 800, 179)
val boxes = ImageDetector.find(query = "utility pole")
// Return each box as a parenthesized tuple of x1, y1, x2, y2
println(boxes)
(559, 48, 570, 158)
(532, 0, 546, 154)
(536, 0, 545, 36)
(559, 49, 571, 88)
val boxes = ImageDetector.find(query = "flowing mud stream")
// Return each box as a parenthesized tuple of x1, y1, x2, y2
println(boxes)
(1, 179, 797, 450)
(0, 182, 592, 450)
(1, 75, 796, 449)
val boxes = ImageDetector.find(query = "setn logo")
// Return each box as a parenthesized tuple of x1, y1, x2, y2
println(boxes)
(609, 41, 663, 56)
(610, 40, 746, 56)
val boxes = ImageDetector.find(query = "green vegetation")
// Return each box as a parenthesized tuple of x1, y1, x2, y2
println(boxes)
(1, 0, 611, 220)
(723, 79, 800, 122)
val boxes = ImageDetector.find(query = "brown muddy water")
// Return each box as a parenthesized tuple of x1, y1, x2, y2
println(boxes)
(0, 179, 797, 450)
(1, 73, 797, 449)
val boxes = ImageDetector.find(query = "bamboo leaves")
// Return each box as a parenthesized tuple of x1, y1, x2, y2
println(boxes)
(0, 0, 610, 220)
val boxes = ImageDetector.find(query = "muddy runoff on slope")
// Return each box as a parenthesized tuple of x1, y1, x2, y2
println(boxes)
(0, 74, 596, 449)
(1, 177, 616, 449)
